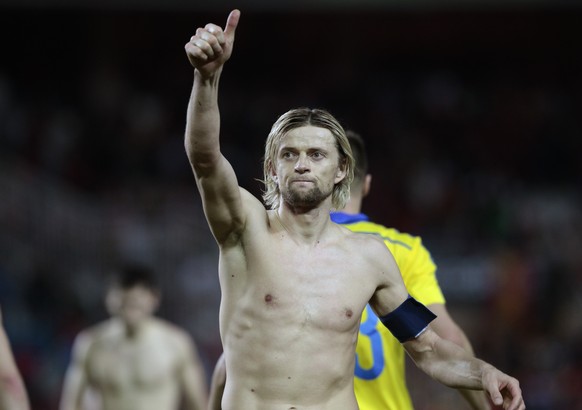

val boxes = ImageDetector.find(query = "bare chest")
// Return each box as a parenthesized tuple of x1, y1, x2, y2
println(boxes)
(241, 238, 376, 332)
(86, 338, 177, 390)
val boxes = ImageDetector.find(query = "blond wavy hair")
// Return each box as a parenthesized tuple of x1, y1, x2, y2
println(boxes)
(261, 108, 354, 210)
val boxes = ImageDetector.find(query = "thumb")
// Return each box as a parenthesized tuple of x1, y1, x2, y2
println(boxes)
(224, 9, 240, 41)
(488, 389, 503, 406)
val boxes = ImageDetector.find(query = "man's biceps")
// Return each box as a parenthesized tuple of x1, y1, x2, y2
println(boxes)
(378, 297, 437, 343)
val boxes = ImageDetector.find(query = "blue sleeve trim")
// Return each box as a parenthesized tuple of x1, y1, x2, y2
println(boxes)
(379, 296, 437, 343)
(330, 212, 369, 224)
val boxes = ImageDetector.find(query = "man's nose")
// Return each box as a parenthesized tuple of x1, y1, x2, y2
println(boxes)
(294, 154, 310, 173)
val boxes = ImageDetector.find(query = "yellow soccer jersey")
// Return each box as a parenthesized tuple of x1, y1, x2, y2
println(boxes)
(330, 212, 445, 410)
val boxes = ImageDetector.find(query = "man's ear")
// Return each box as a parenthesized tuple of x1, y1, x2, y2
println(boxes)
(334, 168, 347, 184)
(334, 159, 347, 183)
(363, 174, 372, 198)
(268, 160, 278, 183)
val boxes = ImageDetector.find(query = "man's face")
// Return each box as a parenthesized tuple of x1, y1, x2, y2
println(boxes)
(273, 126, 345, 208)
(106, 284, 159, 326)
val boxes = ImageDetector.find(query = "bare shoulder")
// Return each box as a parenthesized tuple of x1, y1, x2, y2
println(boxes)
(239, 187, 262, 206)
(240, 188, 269, 223)
(158, 319, 191, 339)
(154, 319, 197, 352)
(221, 187, 270, 235)
(79, 318, 120, 341)
(216, 187, 268, 247)
(237, 187, 275, 238)
(339, 224, 394, 261)
(70, 321, 110, 358)
(335, 223, 402, 290)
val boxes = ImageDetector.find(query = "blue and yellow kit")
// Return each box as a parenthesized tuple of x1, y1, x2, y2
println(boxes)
(330, 212, 445, 410)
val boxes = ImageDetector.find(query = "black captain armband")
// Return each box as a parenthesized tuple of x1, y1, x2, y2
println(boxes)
(379, 296, 437, 343)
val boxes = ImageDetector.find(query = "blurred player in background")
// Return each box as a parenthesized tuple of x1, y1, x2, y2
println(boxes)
(60, 265, 208, 410)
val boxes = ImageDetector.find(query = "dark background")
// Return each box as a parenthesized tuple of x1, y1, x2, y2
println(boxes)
(1, 1, 581, 408)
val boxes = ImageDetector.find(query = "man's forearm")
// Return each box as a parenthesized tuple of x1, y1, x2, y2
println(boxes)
(454, 332, 491, 409)
(185, 70, 222, 166)
(184, 9, 239, 173)
(405, 329, 491, 390)
(442, 323, 491, 408)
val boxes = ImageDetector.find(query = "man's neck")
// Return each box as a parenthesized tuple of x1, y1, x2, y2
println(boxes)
(112, 317, 152, 340)
(275, 204, 333, 245)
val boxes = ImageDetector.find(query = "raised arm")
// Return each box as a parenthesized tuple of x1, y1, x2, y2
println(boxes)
(0, 308, 30, 410)
(184, 10, 246, 244)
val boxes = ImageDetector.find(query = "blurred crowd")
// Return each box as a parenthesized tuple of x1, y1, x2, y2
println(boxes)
(1, 8, 581, 409)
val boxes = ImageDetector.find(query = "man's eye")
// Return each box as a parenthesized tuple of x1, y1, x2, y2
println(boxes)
(312, 152, 323, 159)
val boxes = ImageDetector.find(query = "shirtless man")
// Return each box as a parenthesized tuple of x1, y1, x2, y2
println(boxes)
(59, 265, 208, 410)
(0, 306, 30, 410)
(184, 9, 525, 410)
(206, 130, 491, 410)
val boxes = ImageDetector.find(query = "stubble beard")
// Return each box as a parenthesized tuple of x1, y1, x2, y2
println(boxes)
(282, 183, 333, 208)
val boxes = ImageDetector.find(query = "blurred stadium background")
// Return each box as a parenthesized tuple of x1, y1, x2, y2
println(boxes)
(1, 0, 581, 408)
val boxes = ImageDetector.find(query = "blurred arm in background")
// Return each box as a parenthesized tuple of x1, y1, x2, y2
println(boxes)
(0, 306, 30, 410)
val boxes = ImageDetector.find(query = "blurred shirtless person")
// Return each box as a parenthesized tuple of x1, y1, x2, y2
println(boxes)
(0, 306, 30, 410)
(60, 265, 208, 410)
(184, 9, 525, 410)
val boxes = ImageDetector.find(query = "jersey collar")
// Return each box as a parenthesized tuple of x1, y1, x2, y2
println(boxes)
(330, 212, 369, 224)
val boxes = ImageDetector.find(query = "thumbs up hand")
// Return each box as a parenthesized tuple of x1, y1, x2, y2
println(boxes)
(185, 9, 240, 78)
